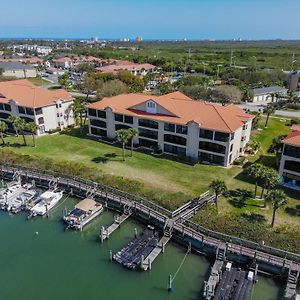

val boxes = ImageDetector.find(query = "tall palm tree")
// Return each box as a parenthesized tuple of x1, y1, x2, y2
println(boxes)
(260, 168, 280, 203)
(0, 121, 8, 145)
(18, 118, 27, 146)
(26, 122, 39, 147)
(127, 128, 139, 157)
(209, 180, 227, 208)
(268, 135, 286, 166)
(116, 129, 130, 161)
(264, 190, 288, 227)
(72, 98, 86, 133)
(8, 115, 21, 136)
(264, 105, 276, 128)
(247, 163, 265, 197)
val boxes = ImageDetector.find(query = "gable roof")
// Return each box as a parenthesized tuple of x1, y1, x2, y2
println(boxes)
(88, 91, 254, 133)
(284, 124, 300, 147)
(0, 79, 72, 108)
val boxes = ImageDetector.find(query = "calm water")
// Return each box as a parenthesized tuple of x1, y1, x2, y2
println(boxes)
(0, 196, 283, 300)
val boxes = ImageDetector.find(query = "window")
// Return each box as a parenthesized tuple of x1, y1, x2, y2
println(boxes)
(164, 134, 186, 146)
(199, 141, 226, 154)
(139, 128, 158, 140)
(26, 108, 34, 115)
(0, 103, 4, 110)
(4, 104, 11, 111)
(115, 124, 131, 131)
(91, 127, 107, 137)
(18, 106, 26, 114)
(35, 107, 43, 115)
(139, 138, 158, 149)
(57, 113, 59, 117)
(164, 123, 175, 132)
(124, 116, 133, 124)
(115, 113, 123, 122)
(214, 131, 230, 142)
(97, 110, 106, 119)
(242, 124, 247, 130)
(164, 144, 186, 156)
(176, 125, 188, 135)
(88, 108, 97, 117)
(90, 119, 106, 128)
(230, 144, 233, 152)
(146, 100, 157, 114)
(198, 152, 225, 166)
(38, 117, 44, 125)
(138, 119, 158, 129)
(241, 136, 246, 142)
(199, 129, 214, 139)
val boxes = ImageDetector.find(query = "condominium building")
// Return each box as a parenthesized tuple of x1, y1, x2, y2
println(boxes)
(0, 79, 74, 135)
(251, 86, 288, 103)
(279, 124, 300, 190)
(87, 92, 254, 166)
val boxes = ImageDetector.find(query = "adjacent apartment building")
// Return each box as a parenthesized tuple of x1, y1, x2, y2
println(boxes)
(0, 79, 74, 135)
(87, 92, 254, 166)
(250, 86, 288, 103)
(279, 124, 300, 190)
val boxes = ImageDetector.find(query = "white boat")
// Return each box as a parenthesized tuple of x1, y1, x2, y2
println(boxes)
(63, 198, 103, 230)
(9, 185, 37, 214)
(0, 181, 23, 210)
(29, 190, 63, 217)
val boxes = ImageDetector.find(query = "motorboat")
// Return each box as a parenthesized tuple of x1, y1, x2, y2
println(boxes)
(29, 190, 63, 217)
(0, 181, 23, 210)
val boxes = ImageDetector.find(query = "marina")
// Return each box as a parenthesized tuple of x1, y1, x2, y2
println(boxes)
(0, 165, 299, 299)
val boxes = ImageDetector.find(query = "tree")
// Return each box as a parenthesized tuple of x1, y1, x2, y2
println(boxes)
(26, 122, 39, 147)
(264, 190, 288, 227)
(268, 135, 286, 166)
(246, 163, 265, 197)
(96, 79, 128, 99)
(246, 139, 261, 154)
(260, 168, 280, 202)
(72, 98, 86, 133)
(209, 180, 227, 208)
(116, 129, 130, 161)
(127, 128, 139, 157)
(264, 105, 276, 128)
(18, 118, 27, 146)
(58, 72, 71, 89)
(8, 115, 21, 136)
(0, 121, 8, 145)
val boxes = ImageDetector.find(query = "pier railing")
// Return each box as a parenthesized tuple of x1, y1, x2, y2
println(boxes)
(183, 220, 300, 264)
(1, 163, 300, 266)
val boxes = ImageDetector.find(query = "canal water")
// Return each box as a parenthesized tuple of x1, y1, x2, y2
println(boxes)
(0, 195, 285, 300)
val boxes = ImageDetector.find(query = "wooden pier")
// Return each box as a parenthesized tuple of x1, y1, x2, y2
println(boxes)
(100, 212, 132, 242)
(0, 164, 299, 294)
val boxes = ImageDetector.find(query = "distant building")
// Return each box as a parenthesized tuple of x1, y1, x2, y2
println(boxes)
(10, 44, 52, 56)
(250, 86, 288, 103)
(52, 57, 73, 69)
(87, 91, 254, 166)
(96, 60, 157, 76)
(0, 79, 74, 135)
(279, 124, 300, 190)
(288, 71, 300, 92)
(0, 62, 37, 78)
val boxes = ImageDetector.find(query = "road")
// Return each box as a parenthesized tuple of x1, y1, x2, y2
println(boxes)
(238, 102, 300, 118)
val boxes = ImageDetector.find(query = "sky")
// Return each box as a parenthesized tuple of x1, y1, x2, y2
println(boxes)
(0, 0, 299, 40)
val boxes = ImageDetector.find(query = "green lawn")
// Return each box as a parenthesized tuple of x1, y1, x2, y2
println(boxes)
(27, 77, 51, 86)
(1, 116, 300, 223)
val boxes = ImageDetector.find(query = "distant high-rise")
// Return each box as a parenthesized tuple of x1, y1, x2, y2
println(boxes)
(136, 36, 143, 42)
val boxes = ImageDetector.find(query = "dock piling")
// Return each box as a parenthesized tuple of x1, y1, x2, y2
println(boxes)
(134, 228, 137, 238)
(168, 274, 173, 292)
(109, 250, 113, 262)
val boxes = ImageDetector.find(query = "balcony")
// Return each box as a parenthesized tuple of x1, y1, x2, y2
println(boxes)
(139, 128, 158, 140)
(214, 131, 230, 142)
(164, 134, 186, 146)
(90, 119, 106, 129)
(284, 160, 300, 173)
(199, 141, 226, 154)
(284, 145, 300, 159)
(138, 119, 158, 129)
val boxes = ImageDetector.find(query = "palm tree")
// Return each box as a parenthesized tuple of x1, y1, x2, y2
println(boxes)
(260, 168, 280, 203)
(264, 190, 288, 227)
(116, 129, 130, 161)
(247, 163, 265, 197)
(127, 128, 139, 157)
(72, 98, 86, 133)
(8, 115, 21, 136)
(209, 180, 227, 208)
(268, 135, 286, 166)
(26, 122, 39, 147)
(18, 118, 27, 146)
(264, 105, 276, 128)
(0, 121, 8, 145)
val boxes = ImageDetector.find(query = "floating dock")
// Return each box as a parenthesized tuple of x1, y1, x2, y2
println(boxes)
(113, 226, 159, 270)
(64, 198, 103, 230)
(284, 267, 300, 299)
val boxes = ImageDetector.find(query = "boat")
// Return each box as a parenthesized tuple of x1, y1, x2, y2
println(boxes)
(63, 198, 103, 230)
(0, 181, 23, 210)
(29, 190, 63, 217)
(9, 184, 37, 214)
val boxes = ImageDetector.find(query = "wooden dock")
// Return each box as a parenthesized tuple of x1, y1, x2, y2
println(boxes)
(100, 212, 132, 242)
(141, 235, 171, 271)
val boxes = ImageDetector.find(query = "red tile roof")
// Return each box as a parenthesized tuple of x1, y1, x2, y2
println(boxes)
(0, 79, 72, 108)
(284, 125, 300, 147)
(96, 62, 156, 74)
(0, 57, 43, 64)
(88, 91, 253, 132)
